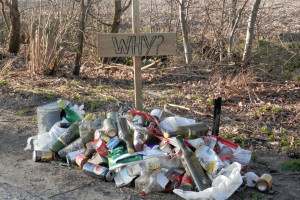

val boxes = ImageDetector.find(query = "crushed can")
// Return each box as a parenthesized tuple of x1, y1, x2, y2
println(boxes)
(89, 153, 108, 166)
(82, 162, 115, 182)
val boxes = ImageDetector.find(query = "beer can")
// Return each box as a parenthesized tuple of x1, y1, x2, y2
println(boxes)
(33, 150, 54, 162)
(75, 154, 89, 169)
(255, 173, 274, 192)
(106, 136, 120, 150)
(66, 149, 85, 165)
(83, 162, 115, 182)
(95, 139, 108, 157)
(102, 118, 117, 137)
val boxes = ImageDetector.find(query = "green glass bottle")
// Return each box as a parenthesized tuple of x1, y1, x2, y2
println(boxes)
(50, 120, 80, 152)
(163, 123, 209, 139)
(117, 117, 134, 154)
(57, 99, 81, 123)
(176, 136, 211, 191)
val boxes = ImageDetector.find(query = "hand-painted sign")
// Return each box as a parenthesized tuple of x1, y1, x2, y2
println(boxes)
(98, 33, 176, 57)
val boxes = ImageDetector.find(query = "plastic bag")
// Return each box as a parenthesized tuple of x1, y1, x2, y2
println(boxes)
(173, 162, 243, 200)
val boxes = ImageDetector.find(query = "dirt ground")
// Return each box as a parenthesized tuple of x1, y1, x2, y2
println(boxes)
(0, 80, 299, 200)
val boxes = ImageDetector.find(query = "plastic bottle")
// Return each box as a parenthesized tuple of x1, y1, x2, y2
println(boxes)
(164, 123, 209, 139)
(126, 154, 171, 177)
(57, 99, 81, 123)
(176, 136, 211, 191)
(117, 117, 134, 154)
(140, 167, 179, 196)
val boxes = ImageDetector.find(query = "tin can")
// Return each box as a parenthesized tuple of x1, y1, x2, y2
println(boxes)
(33, 150, 54, 162)
(106, 136, 120, 150)
(179, 173, 194, 191)
(75, 154, 89, 169)
(255, 173, 274, 192)
(102, 118, 117, 137)
(66, 149, 85, 164)
(94, 129, 110, 143)
(95, 139, 108, 157)
(83, 162, 115, 182)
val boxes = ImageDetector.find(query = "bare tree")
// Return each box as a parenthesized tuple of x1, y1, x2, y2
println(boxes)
(177, 0, 192, 64)
(228, 0, 248, 59)
(242, 0, 261, 65)
(1, 0, 21, 53)
(74, 0, 91, 75)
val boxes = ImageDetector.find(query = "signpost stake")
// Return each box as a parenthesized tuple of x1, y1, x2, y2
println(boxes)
(132, 0, 142, 111)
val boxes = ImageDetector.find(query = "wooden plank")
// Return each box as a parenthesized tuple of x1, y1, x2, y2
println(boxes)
(98, 33, 176, 57)
(132, 0, 142, 111)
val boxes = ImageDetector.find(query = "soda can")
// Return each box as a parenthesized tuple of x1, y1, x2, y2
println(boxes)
(106, 136, 120, 150)
(179, 173, 194, 191)
(95, 139, 108, 157)
(255, 173, 274, 192)
(102, 118, 117, 137)
(33, 150, 54, 162)
(75, 154, 89, 169)
(83, 162, 115, 182)
(66, 149, 85, 165)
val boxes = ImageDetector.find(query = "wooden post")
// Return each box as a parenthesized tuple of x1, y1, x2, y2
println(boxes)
(132, 0, 142, 111)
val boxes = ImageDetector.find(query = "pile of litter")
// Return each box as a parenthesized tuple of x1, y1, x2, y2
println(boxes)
(25, 99, 273, 200)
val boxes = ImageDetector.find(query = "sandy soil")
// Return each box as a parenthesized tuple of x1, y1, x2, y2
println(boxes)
(0, 87, 299, 200)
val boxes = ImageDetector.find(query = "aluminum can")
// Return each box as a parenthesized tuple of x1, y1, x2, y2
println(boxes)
(33, 150, 54, 162)
(75, 154, 89, 169)
(66, 149, 85, 164)
(83, 162, 115, 182)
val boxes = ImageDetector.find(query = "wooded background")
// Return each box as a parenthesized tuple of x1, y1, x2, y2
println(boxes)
(0, 0, 299, 80)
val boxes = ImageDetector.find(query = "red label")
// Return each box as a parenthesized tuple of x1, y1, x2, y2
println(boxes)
(180, 173, 193, 186)
(96, 140, 108, 157)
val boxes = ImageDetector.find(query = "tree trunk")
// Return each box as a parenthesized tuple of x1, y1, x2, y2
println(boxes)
(8, 0, 20, 54)
(74, 0, 88, 75)
(242, 0, 261, 65)
(179, 0, 192, 65)
(111, 0, 122, 33)
(228, 0, 248, 59)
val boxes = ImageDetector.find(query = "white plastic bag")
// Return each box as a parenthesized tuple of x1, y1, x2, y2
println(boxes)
(173, 162, 243, 200)
(244, 172, 259, 187)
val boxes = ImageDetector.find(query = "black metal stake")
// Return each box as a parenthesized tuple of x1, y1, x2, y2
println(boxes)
(212, 97, 222, 136)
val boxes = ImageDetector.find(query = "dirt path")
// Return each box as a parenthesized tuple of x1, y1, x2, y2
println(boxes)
(0, 89, 299, 200)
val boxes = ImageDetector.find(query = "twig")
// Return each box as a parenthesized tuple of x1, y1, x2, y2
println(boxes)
(166, 72, 208, 79)
(48, 181, 96, 199)
(141, 59, 161, 70)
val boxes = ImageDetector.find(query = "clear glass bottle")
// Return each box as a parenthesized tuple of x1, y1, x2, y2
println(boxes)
(117, 117, 134, 154)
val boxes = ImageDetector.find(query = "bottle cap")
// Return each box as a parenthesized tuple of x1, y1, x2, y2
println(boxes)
(57, 99, 67, 109)
(84, 114, 93, 121)
(128, 148, 135, 154)
(140, 191, 146, 197)
(163, 132, 170, 138)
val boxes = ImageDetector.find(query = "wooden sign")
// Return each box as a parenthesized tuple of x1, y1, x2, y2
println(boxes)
(98, 33, 176, 57)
